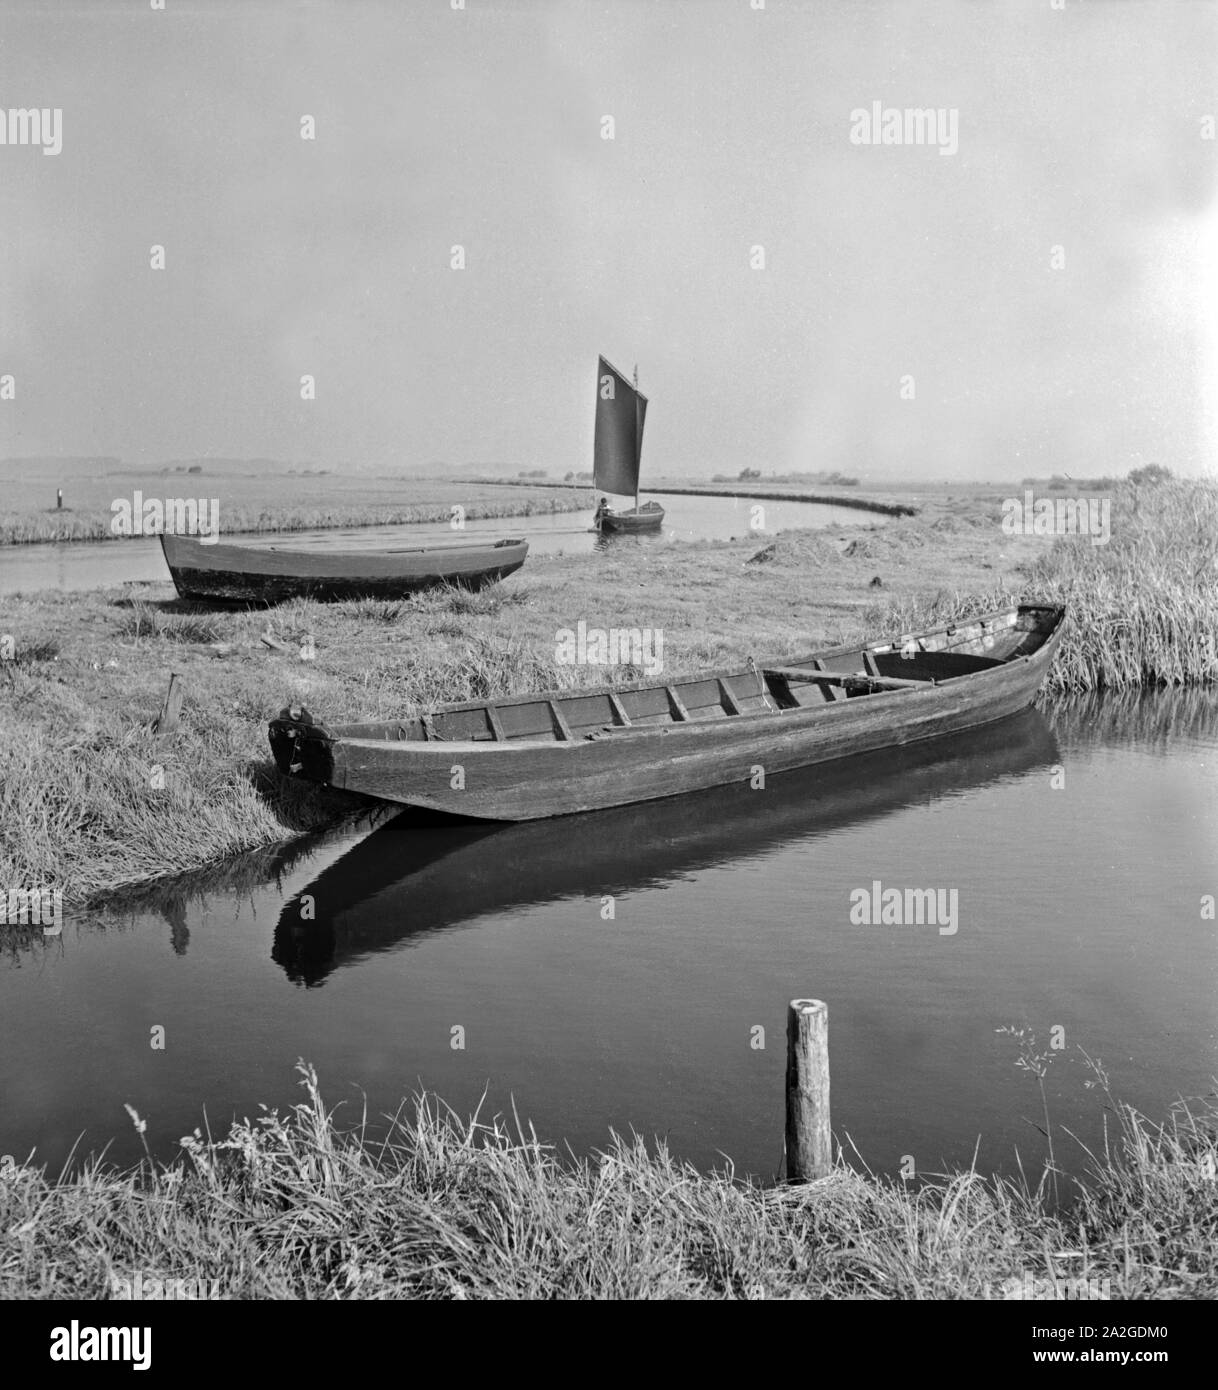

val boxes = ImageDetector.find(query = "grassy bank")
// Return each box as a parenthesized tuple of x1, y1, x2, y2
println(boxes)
(2, 1063, 1214, 1299)
(647, 483, 915, 515)
(1, 479, 1213, 901)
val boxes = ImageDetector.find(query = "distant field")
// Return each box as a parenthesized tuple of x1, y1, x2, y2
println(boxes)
(0, 469, 587, 544)
(5, 464, 1158, 544)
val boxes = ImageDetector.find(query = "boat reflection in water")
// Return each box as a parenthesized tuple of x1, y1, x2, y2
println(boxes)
(273, 708, 1059, 987)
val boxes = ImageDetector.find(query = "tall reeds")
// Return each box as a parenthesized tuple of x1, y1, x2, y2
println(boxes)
(856, 479, 1218, 690)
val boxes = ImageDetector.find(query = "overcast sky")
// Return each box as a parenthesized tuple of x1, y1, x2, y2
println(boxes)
(1, 0, 1215, 480)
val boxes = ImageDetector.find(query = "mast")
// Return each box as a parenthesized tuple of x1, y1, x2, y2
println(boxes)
(633, 364, 640, 513)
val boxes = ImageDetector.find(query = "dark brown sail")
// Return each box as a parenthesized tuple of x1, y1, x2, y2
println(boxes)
(593, 354, 647, 498)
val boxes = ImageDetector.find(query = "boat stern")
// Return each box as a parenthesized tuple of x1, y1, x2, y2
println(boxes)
(269, 706, 336, 784)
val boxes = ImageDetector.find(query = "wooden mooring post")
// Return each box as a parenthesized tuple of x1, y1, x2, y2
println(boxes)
(785, 998, 831, 1182)
(152, 672, 184, 741)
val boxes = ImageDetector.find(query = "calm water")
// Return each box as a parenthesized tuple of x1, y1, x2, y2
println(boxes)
(2, 692, 1215, 1181)
(0, 495, 882, 594)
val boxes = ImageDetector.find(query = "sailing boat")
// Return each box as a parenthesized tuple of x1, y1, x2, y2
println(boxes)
(592, 355, 665, 533)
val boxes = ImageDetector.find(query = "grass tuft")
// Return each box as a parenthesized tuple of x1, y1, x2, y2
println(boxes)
(1, 1063, 1213, 1299)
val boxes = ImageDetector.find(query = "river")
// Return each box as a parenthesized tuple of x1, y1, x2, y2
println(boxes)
(0, 495, 883, 594)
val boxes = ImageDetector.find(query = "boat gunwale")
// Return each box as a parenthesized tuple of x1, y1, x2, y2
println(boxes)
(328, 668, 1043, 758)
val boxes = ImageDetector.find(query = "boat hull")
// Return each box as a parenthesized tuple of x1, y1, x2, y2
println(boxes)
(270, 604, 1066, 821)
(160, 533, 528, 603)
(597, 505, 665, 534)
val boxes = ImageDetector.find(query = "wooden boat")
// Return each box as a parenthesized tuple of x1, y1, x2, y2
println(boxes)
(595, 499, 665, 534)
(160, 531, 528, 603)
(269, 602, 1065, 820)
(271, 709, 1058, 986)
(592, 356, 665, 533)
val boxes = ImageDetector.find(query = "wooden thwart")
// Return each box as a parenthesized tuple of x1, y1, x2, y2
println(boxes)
(665, 686, 691, 721)
(548, 700, 573, 741)
(810, 658, 844, 702)
(767, 666, 926, 691)
(607, 691, 632, 726)
(717, 678, 743, 715)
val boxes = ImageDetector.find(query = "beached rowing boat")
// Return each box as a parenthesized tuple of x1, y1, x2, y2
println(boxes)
(160, 532, 529, 603)
(268, 603, 1065, 819)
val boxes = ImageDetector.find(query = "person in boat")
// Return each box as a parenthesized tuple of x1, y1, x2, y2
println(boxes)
(593, 496, 610, 528)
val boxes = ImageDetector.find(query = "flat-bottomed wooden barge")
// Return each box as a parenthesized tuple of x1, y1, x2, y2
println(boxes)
(270, 603, 1065, 819)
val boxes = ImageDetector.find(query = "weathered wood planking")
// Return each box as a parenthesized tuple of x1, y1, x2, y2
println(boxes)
(786, 1000, 831, 1183)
